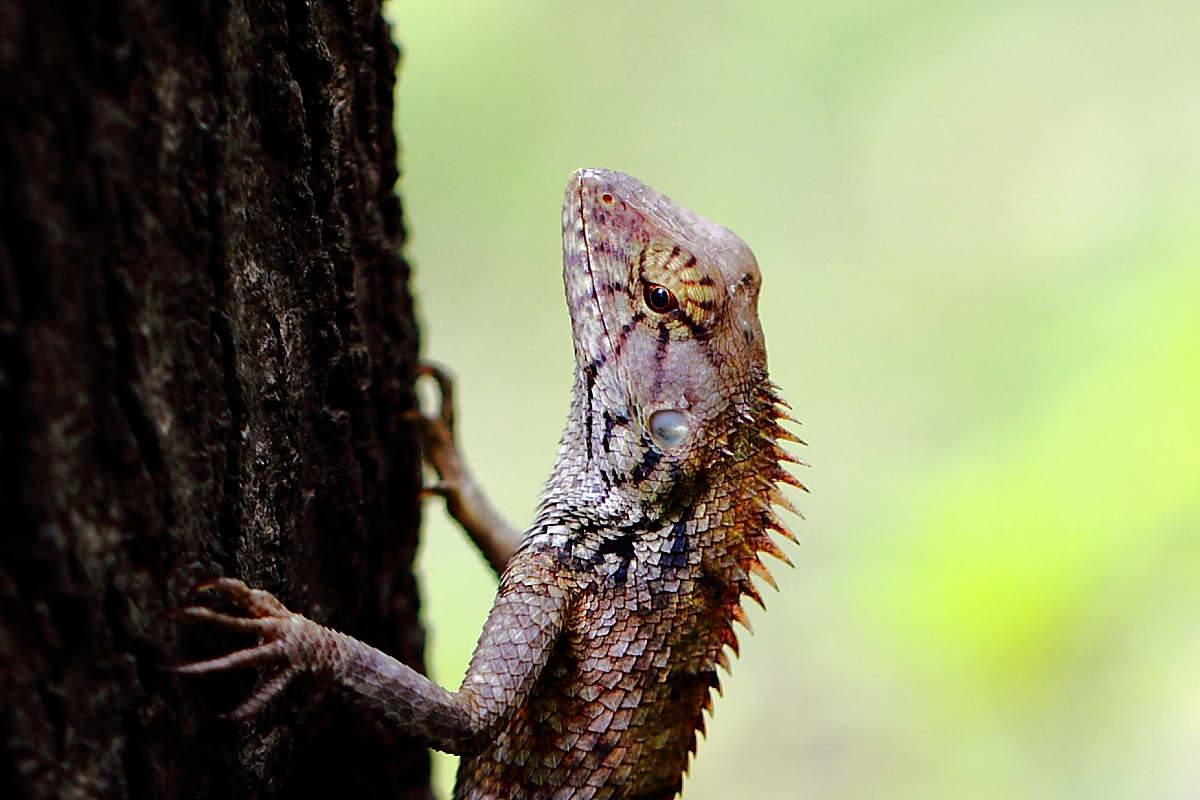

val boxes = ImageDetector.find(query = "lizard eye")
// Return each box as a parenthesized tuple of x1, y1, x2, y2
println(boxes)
(644, 283, 678, 313)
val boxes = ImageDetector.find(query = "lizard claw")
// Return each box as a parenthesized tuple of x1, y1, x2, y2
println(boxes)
(171, 639, 289, 675)
(220, 664, 302, 721)
(188, 576, 291, 617)
(172, 577, 310, 719)
(172, 604, 282, 636)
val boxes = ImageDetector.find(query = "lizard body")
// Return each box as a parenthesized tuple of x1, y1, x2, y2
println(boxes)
(177, 169, 804, 800)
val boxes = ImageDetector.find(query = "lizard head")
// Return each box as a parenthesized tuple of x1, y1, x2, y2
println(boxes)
(560, 168, 772, 511)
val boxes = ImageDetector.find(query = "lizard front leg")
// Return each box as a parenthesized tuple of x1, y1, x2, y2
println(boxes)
(174, 556, 570, 754)
(414, 363, 524, 576)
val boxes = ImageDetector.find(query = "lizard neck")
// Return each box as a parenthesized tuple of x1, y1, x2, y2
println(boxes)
(532, 368, 802, 592)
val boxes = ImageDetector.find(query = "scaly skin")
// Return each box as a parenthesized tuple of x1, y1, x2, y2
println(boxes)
(176, 169, 805, 800)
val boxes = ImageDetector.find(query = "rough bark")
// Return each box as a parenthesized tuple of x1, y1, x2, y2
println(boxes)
(0, 1, 431, 798)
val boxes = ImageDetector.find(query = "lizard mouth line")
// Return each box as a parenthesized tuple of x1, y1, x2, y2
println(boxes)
(577, 177, 616, 361)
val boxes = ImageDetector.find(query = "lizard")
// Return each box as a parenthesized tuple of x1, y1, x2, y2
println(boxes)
(175, 168, 806, 800)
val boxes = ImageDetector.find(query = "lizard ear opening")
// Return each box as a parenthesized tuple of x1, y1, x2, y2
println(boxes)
(649, 409, 690, 449)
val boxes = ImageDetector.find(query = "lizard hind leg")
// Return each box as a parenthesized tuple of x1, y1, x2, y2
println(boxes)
(411, 362, 525, 576)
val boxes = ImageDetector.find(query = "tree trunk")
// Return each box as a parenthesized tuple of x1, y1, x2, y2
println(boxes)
(0, 1, 432, 797)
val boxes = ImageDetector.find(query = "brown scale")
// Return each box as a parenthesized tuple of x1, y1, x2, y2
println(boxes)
(174, 169, 806, 799)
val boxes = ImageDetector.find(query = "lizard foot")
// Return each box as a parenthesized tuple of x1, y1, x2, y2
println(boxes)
(409, 362, 467, 495)
(172, 578, 310, 720)
(406, 362, 523, 575)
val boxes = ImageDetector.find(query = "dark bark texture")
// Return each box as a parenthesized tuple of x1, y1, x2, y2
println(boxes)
(0, 1, 432, 798)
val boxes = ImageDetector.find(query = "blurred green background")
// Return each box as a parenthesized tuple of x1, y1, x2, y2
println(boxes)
(383, 1, 1200, 797)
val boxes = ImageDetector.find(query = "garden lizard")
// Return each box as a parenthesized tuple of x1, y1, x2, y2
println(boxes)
(176, 168, 806, 800)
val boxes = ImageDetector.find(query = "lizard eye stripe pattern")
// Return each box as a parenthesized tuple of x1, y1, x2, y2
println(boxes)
(635, 243, 722, 339)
